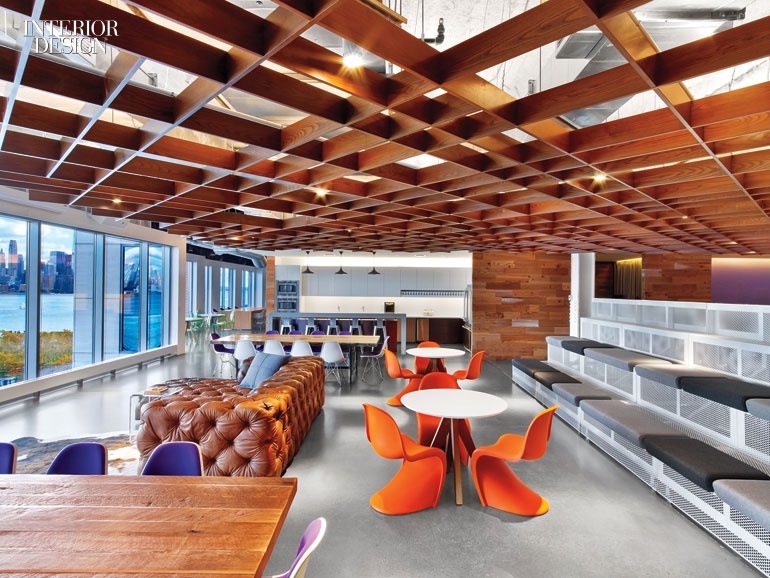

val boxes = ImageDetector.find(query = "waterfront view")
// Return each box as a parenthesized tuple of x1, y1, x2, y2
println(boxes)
(0, 293, 74, 332)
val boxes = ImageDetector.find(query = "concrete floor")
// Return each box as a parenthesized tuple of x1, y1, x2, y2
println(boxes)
(0, 343, 763, 578)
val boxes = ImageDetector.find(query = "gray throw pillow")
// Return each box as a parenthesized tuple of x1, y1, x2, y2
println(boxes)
(240, 351, 289, 389)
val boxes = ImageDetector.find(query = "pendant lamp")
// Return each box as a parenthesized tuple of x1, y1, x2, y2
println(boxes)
(335, 250, 348, 275)
(302, 250, 314, 275)
(368, 251, 381, 275)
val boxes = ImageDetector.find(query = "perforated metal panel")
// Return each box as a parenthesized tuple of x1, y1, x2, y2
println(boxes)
(638, 376, 678, 415)
(605, 365, 634, 397)
(672, 306, 707, 331)
(650, 333, 686, 362)
(624, 329, 650, 353)
(655, 463, 770, 577)
(742, 350, 770, 383)
(764, 313, 770, 343)
(593, 301, 613, 319)
(640, 304, 667, 327)
(582, 415, 654, 487)
(584, 358, 605, 382)
(555, 402, 579, 431)
(716, 310, 761, 340)
(616, 302, 637, 322)
(693, 341, 739, 374)
(598, 325, 620, 345)
(745, 414, 770, 463)
(679, 390, 731, 438)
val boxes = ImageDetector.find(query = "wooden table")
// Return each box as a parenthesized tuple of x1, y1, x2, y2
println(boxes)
(0, 474, 297, 577)
(401, 389, 507, 505)
(216, 333, 381, 382)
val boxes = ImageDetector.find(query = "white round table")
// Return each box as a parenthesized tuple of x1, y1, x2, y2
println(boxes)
(401, 389, 508, 505)
(406, 347, 465, 373)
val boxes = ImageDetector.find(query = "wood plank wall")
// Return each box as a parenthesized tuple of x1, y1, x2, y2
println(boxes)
(472, 252, 571, 361)
(266, 256, 276, 320)
(643, 254, 712, 302)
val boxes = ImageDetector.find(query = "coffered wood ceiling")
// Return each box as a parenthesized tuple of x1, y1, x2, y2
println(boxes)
(0, 0, 769, 254)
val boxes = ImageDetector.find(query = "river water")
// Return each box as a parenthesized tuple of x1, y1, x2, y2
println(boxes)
(0, 293, 74, 333)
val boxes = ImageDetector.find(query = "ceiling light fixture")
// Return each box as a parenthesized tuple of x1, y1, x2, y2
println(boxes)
(342, 52, 364, 68)
(368, 251, 381, 275)
(302, 250, 314, 275)
(335, 250, 348, 275)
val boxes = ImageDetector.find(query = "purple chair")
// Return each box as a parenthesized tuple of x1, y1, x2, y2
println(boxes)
(310, 330, 325, 354)
(47, 442, 108, 475)
(210, 331, 236, 376)
(267, 517, 327, 578)
(0, 442, 17, 474)
(141, 441, 203, 476)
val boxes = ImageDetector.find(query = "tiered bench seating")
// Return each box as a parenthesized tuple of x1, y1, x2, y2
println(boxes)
(512, 336, 770, 577)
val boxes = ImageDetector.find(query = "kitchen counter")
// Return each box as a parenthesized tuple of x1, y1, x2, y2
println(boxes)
(268, 312, 408, 353)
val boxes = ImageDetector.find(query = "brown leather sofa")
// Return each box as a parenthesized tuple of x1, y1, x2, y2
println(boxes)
(136, 356, 325, 477)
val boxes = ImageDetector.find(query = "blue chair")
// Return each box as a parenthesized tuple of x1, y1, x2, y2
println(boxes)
(47, 442, 108, 475)
(267, 517, 327, 578)
(0, 442, 17, 474)
(141, 441, 204, 476)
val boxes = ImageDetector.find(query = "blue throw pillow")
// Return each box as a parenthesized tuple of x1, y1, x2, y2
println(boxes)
(240, 351, 289, 389)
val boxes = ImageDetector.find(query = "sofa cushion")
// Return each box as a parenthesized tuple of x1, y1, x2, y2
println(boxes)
(240, 352, 290, 389)
(635, 364, 724, 389)
(581, 400, 686, 446)
(713, 479, 770, 531)
(642, 436, 769, 492)
(585, 347, 671, 372)
(552, 382, 617, 406)
(746, 399, 770, 422)
(533, 371, 581, 390)
(511, 358, 553, 377)
(678, 376, 770, 411)
(560, 338, 615, 355)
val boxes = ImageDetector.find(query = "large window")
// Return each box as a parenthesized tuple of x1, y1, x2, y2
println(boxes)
(39, 224, 96, 376)
(0, 215, 28, 385)
(0, 209, 177, 394)
(241, 270, 254, 307)
(204, 266, 212, 312)
(147, 245, 167, 349)
(185, 260, 198, 317)
(220, 267, 234, 309)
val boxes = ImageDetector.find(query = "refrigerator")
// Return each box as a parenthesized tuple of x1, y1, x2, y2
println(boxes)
(462, 284, 472, 351)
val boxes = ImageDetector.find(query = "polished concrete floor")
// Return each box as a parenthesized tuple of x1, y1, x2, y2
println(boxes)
(0, 343, 763, 578)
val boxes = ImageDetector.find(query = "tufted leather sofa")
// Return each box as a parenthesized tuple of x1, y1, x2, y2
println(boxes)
(136, 356, 325, 477)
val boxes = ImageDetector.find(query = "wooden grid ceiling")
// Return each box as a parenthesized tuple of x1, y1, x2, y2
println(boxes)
(1, 0, 770, 255)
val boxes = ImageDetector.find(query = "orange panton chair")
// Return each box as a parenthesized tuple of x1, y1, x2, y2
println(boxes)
(413, 341, 446, 374)
(451, 350, 486, 381)
(363, 403, 447, 515)
(471, 405, 558, 516)
(416, 373, 473, 465)
(384, 349, 424, 407)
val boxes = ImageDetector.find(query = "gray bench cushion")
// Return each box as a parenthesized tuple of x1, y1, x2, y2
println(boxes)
(552, 382, 616, 405)
(635, 364, 724, 389)
(585, 347, 671, 372)
(713, 479, 770, 531)
(580, 400, 686, 446)
(679, 376, 770, 411)
(545, 335, 613, 351)
(511, 358, 553, 378)
(642, 436, 769, 492)
(746, 399, 770, 422)
(533, 371, 581, 390)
